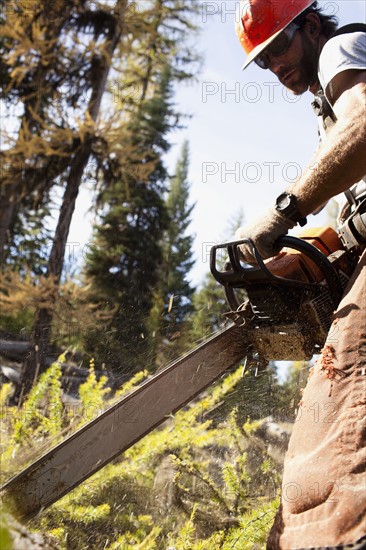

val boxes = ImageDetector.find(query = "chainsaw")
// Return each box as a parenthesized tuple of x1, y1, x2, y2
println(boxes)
(1, 227, 356, 518)
(210, 226, 355, 362)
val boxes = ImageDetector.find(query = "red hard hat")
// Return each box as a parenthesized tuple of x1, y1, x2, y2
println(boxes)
(236, 0, 315, 69)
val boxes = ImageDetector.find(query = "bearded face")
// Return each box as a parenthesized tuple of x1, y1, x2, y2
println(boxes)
(268, 29, 320, 95)
(287, 31, 320, 94)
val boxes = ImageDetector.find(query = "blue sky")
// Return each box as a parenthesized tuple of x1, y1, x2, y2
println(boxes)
(69, 0, 366, 285)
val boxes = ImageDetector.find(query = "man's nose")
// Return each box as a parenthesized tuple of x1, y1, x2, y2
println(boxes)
(268, 54, 285, 77)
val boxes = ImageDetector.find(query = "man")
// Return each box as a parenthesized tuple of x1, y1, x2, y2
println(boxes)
(235, 1, 366, 548)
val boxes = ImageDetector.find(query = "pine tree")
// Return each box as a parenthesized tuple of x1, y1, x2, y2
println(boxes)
(148, 140, 195, 366)
(83, 67, 173, 374)
(8, 0, 130, 401)
(1, 0, 200, 399)
(188, 272, 229, 344)
(164, 141, 195, 324)
(79, 0, 201, 375)
(188, 212, 246, 344)
(0, 0, 92, 256)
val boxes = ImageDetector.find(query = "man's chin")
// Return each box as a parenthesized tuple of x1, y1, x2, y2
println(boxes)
(285, 82, 308, 96)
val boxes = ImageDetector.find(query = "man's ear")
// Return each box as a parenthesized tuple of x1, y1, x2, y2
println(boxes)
(304, 13, 321, 38)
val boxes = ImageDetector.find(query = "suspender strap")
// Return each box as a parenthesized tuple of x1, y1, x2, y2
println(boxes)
(313, 23, 366, 208)
(330, 23, 366, 37)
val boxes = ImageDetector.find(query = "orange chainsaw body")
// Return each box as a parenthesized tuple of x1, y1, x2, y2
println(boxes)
(265, 227, 344, 283)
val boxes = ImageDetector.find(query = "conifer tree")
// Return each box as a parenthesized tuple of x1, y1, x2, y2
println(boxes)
(189, 273, 229, 344)
(9, 0, 130, 401)
(1, 0, 200, 399)
(164, 141, 195, 323)
(0, 0, 94, 256)
(188, 212, 246, 344)
(83, 67, 173, 374)
(148, 141, 196, 365)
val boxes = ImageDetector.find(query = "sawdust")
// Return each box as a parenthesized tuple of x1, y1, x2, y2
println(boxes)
(317, 344, 337, 379)
(315, 343, 347, 396)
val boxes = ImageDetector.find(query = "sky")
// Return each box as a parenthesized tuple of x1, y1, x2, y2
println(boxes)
(69, 0, 366, 285)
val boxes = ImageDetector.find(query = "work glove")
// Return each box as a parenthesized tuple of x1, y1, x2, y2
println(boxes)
(234, 208, 295, 263)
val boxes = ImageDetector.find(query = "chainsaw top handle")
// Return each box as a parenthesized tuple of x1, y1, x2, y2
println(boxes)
(210, 235, 344, 309)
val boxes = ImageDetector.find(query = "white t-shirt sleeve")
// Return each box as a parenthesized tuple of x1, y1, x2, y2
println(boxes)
(317, 31, 366, 215)
(318, 32, 366, 103)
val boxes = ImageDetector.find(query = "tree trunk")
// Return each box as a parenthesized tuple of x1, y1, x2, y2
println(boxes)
(16, 0, 128, 403)
(139, 0, 164, 102)
(0, 185, 17, 261)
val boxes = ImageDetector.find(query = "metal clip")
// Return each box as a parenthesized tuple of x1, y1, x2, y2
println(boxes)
(339, 199, 366, 250)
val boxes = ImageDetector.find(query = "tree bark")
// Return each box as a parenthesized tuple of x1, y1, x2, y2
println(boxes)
(0, 184, 17, 261)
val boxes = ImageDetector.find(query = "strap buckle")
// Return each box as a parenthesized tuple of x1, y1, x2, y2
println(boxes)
(339, 198, 366, 250)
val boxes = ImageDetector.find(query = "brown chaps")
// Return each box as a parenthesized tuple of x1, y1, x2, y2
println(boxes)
(267, 249, 366, 549)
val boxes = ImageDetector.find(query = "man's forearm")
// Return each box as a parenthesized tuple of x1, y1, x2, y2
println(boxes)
(287, 101, 366, 218)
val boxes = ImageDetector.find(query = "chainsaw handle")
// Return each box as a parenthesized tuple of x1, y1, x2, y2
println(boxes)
(210, 235, 343, 308)
(275, 236, 343, 307)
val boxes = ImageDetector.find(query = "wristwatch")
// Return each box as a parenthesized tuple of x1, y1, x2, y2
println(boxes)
(275, 192, 307, 227)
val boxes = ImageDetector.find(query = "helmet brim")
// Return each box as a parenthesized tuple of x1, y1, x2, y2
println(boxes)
(241, 27, 284, 70)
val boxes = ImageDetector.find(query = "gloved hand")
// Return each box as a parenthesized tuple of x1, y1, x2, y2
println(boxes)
(234, 208, 295, 263)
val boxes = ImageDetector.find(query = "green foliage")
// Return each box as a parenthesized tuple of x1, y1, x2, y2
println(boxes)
(77, 358, 110, 426)
(0, 309, 34, 339)
(31, 369, 275, 550)
(223, 499, 280, 549)
(60, 503, 112, 526)
(12, 357, 63, 443)
(1, 301, 309, 550)
(104, 520, 161, 550)
(0, 354, 111, 479)
(167, 504, 198, 549)
(189, 272, 229, 343)
(0, 357, 64, 481)
(1, 358, 284, 548)
(163, 140, 196, 321)
(0, 507, 13, 550)
(6, 202, 53, 276)
(164, 498, 279, 549)
(0, 383, 13, 411)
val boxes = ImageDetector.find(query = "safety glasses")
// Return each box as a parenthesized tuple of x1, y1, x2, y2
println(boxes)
(254, 23, 300, 69)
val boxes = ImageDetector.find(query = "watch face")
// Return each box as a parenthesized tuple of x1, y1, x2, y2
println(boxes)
(278, 193, 291, 209)
(275, 192, 307, 226)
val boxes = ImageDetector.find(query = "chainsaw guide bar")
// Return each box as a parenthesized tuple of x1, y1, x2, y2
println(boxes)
(1, 323, 249, 519)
